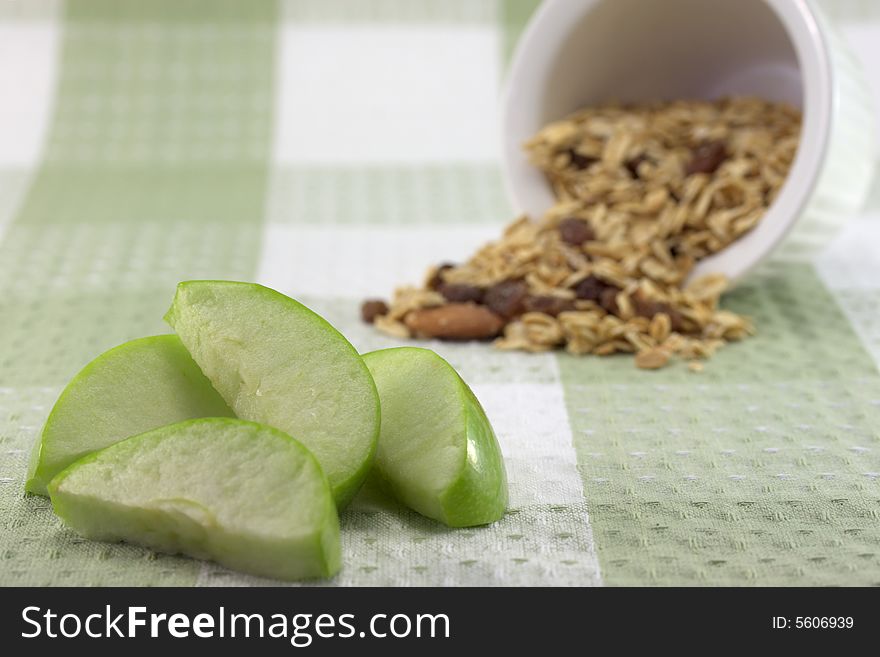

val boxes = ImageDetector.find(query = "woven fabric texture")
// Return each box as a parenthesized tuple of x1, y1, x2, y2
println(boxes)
(0, 0, 878, 586)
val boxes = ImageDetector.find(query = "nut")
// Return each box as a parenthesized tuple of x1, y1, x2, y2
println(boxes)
(405, 303, 504, 340)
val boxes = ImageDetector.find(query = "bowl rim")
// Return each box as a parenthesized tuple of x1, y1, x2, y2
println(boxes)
(500, 0, 833, 284)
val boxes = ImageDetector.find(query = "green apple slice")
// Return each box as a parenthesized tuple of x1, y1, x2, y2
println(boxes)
(26, 335, 233, 497)
(164, 280, 380, 508)
(49, 418, 340, 581)
(362, 347, 508, 527)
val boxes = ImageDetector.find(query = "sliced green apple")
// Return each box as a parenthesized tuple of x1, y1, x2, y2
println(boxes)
(49, 418, 340, 580)
(362, 347, 507, 527)
(164, 280, 380, 507)
(26, 334, 233, 497)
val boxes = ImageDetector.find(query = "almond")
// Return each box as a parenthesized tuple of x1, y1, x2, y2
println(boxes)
(405, 303, 504, 340)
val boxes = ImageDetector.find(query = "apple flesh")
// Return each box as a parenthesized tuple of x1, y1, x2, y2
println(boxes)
(49, 418, 341, 581)
(26, 335, 233, 497)
(362, 347, 507, 527)
(164, 280, 380, 508)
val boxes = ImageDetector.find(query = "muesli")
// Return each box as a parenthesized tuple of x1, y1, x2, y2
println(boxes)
(364, 97, 801, 369)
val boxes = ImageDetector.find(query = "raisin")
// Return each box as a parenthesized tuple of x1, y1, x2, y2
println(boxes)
(558, 217, 595, 245)
(632, 291, 684, 331)
(427, 262, 455, 290)
(438, 283, 484, 304)
(624, 154, 648, 179)
(523, 295, 576, 317)
(685, 141, 727, 176)
(574, 275, 613, 302)
(361, 299, 389, 324)
(567, 148, 598, 170)
(484, 279, 528, 319)
(599, 287, 620, 314)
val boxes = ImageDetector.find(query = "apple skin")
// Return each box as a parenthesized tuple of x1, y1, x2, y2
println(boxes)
(26, 335, 233, 497)
(164, 280, 380, 508)
(438, 383, 509, 526)
(363, 347, 508, 527)
(48, 418, 341, 581)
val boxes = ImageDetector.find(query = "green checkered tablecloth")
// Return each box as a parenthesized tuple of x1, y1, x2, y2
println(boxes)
(1, 0, 879, 587)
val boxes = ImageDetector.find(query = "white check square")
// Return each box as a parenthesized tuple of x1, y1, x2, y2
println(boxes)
(274, 25, 501, 163)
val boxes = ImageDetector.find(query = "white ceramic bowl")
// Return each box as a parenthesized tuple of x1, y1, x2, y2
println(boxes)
(502, 0, 876, 283)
